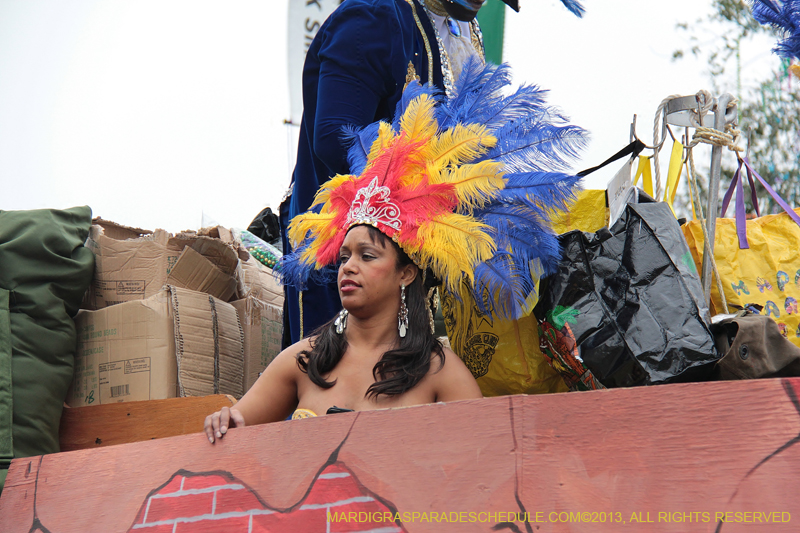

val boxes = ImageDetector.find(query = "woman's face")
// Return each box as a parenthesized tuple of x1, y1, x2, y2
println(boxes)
(337, 226, 407, 313)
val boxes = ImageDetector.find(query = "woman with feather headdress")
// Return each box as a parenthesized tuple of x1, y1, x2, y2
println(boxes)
(205, 60, 586, 438)
(279, 0, 585, 350)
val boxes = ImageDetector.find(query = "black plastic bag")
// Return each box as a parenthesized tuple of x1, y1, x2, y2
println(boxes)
(534, 201, 721, 390)
(247, 207, 282, 249)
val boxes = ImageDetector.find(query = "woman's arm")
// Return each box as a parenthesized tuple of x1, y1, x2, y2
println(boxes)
(204, 339, 310, 443)
(432, 347, 483, 402)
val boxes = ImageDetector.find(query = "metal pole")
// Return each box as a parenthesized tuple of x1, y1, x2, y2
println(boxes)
(700, 94, 734, 305)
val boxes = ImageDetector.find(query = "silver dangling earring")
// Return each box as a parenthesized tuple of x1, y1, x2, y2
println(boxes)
(398, 284, 409, 338)
(334, 309, 348, 335)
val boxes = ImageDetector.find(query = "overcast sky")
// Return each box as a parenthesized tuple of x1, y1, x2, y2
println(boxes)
(0, 0, 781, 233)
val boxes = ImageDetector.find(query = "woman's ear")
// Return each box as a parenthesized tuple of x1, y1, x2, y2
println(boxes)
(399, 264, 418, 286)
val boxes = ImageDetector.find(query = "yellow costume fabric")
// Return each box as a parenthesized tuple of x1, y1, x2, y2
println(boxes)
(292, 408, 318, 420)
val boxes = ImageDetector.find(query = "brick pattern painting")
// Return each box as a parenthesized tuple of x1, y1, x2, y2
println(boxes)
(128, 462, 406, 533)
(5, 380, 800, 533)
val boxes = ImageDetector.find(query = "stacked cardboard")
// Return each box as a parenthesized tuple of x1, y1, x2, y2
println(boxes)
(232, 296, 283, 392)
(239, 255, 284, 306)
(69, 219, 284, 406)
(84, 219, 241, 309)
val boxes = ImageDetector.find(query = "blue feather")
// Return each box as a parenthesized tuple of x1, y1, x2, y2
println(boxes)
(475, 206, 563, 268)
(473, 87, 552, 131)
(278, 240, 338, 291)
(472, 253, 538, 319)
(436, 59, 512, 129)
(499, 171, 582, 213)
(751, 0, 800, 60)
(484, 122, 589, 172)
(342, 122, 381, 175)
(559, 0, 585, 18)
(435, 59, 586, 318)
(277, 242, 313, 291)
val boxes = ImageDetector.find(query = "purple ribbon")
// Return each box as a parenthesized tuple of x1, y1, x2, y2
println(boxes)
(720, 156, 800, 249)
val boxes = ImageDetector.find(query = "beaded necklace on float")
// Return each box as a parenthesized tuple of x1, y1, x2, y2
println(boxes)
(420, 0, 485, 98)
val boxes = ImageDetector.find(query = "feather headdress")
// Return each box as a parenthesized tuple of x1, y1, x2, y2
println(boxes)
(282, 59, 588, 320)
(750, 0, 800, 77)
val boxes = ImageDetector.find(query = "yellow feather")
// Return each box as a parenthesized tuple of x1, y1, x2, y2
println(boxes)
(299, 244, 318, 266)
(287, 212, 338, 247)
(311, 173, 355, 208)
(413, 213, 496, 295)
(366, 122, 397, 165)
(430, 161, 505, 211)
(400, 94, 438, 142)
(430, 125, 496, 168)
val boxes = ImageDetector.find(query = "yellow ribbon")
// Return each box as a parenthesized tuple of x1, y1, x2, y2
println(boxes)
(632, 155, 653, 197)
(663, 140, 684, 214)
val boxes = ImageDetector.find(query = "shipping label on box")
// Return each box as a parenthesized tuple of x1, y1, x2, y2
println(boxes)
(98, 357, 151, 403)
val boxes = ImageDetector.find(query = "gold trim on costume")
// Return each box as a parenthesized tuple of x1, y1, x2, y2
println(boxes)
(470, 19, 485, 58)
(423, 0, 447, 16)
(404, 0, 434, 85)
(299, 290, 303, 339)
(419, 0, 485, 98)
(405, 61, 421, 90)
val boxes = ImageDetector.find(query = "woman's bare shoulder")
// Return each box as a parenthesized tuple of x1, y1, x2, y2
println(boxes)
(275, 337, 315, 363)
(226, 337, 318, 425)
(259, 337, 317, 384)
(429, 345, 483, 402)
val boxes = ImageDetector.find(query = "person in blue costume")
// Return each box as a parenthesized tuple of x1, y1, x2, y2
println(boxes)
(279, 0, 585, 347)
(279, 0, 484, 348)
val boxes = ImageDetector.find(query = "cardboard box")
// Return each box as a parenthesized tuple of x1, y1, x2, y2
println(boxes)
(85, 219, 240, 309)
(71, 290, 175, 407)
(239, 255, 284, 307)
(166, 246, 237, 302)
(70, 286, 244, 407)
(231, 296, 282, 392)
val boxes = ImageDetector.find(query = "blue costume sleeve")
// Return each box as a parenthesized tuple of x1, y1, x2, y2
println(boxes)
(281, 0, 429, 347)
(312, 1, 400, 175)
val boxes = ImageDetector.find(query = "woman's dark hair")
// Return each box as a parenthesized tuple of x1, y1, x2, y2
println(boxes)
(296, 225, 444, 398)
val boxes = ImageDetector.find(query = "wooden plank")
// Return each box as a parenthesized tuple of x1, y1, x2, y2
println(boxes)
(2, 379, 800, 532)
(58, 394, 236, 451)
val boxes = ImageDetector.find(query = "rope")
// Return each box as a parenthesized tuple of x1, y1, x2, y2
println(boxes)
(689, 123, 744, 152)
(652, 90, 715, 197)
(652, 94, 683, 198)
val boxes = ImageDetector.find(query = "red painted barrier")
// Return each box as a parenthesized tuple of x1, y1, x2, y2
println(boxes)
(2, 378, 800, 532)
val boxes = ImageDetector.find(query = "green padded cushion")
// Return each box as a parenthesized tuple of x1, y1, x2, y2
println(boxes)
(0, 207, 94, 494)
